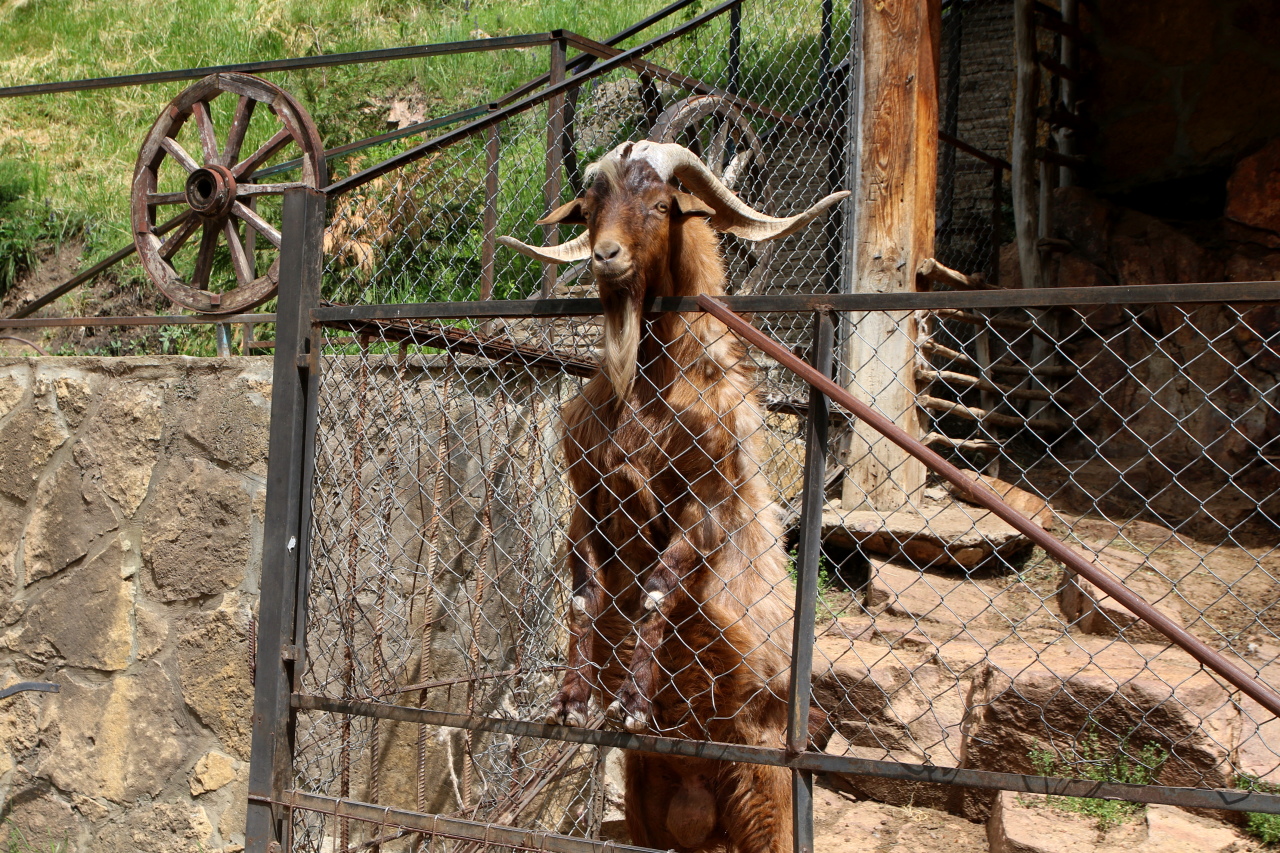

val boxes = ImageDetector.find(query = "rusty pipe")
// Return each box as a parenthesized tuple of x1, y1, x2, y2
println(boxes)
(697, 294, 1280, 721)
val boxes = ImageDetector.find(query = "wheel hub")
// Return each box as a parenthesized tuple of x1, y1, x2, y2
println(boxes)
(185, 164, 237, 218)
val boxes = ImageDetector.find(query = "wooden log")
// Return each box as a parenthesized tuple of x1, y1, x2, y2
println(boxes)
(839, 0, 940, 513)
(1012, 0, 1041, 291)
(923, 431, 999, 453)
(919, 395, 1067, 431)
(915, 366, 1073, 404)
(989, 359, 1077, 378)
(916, 257, 992, 291)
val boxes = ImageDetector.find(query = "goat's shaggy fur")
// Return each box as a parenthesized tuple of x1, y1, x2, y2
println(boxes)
(551, 152, 795, 853)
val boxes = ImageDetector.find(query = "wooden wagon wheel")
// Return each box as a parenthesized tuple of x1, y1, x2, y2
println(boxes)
(132, 73, 325, 314)
(649, 95, 773, 294)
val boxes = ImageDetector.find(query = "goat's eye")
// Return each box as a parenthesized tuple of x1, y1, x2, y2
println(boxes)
(654, 201, 669, 214)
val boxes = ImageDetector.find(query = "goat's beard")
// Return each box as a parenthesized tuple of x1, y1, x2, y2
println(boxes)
(600, 289, 643, 403)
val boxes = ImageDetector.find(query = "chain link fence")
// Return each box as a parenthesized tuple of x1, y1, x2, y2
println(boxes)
(269, 1, 1280, 852)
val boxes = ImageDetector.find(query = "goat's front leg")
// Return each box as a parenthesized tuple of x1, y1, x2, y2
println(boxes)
(607, 536, 699, 733)
(549, 509, 604, 728)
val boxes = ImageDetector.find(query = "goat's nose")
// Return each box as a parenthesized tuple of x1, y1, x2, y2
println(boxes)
(593, 240, 622, 263)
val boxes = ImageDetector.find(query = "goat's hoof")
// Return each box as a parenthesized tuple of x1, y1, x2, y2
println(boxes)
(642, 590, 664, 612)
(547, 707, 588, 728)
(606, 700, 626, 722)
(624, 713, 648, 734)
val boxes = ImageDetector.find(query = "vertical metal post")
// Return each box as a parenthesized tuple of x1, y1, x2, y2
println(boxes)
(728, 4, 741, 96)
(215, 323, 233, 357)
(481, 113, 500, 302)
(543, 34, 567, 299)
(245, 187, 327, 853)
(788, 310, 833, 853)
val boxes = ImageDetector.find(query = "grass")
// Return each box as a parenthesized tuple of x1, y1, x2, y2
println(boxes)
(1238, 774, 1280, 846)
(1, 820, 65, 853)
(1027, 732, 1167, 832)
(0, 159, 81, 298)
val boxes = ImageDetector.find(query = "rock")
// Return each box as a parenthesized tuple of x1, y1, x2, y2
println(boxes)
(184, 375, 270, 472)
(812, 786, 989, 853)
(0, 363, 29, 420)
(90, 802, 214, 853)
(822, 501, 1033, 570)
(52, 374, 93, 429)
(1053, 251, 1115, 291)
(143, 457, 252, 601)
(987, 790, 1143, 853)
(1111, 209, 1215, 287)
(43, 663, 192, 804)
(1186, 52, 1280, 159)
(72, 382, 164, 515)
(1057, 545, 1186, 645)
(17, 535, 136, 671)
(1227, 138, 1280, 237)
(0, 674, 43, 776)
(0, 776, 83, 852)
(177, 605, 253, 759)
(22, 460, 118, 584)
(865, 562, 1015, 633)
(1143, 803, 1248, 852)
(943, 472, 1054, 529)
(963, 641, 1240, 815)
(1050, 187, 1117, 267)
(190, 751, 238, 796)
(0, 402, 69, 503)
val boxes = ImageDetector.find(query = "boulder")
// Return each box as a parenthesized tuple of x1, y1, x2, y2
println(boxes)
(0, 363, 30, 421)
(1223, 137, 1280, 234)
(0, 775, 84, 852)
(90, 802, 214, 853)
(822, 501, 1033, 571)
(812, 785, 989, 853)
(189, 751, 239, 796)
(183, 373, 270, 472)
(1057, 545, 1186, 645)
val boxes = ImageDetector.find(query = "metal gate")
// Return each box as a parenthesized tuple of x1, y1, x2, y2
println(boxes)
(242, 1, 1280, 851)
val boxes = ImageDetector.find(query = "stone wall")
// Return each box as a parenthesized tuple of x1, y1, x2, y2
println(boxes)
(0, 356, 270, 852)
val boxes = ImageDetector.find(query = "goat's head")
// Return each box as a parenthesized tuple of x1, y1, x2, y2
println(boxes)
(500, 141, 849, 400)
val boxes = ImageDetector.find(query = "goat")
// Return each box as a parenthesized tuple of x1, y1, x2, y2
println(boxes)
(500, 141, 847, 853)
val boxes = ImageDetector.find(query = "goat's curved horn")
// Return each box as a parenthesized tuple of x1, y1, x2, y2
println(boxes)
(496, 231, 591, 264)
(630, 140, 851, 242)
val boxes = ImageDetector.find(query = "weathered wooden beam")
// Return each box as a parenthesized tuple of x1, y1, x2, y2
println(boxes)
(916, 257, 991, 290)
(916, 366, 1072, 403)
(919, 395, 1067, 431)
(923, 431, 999, 453)
(1012, 0, 1042, 291)
(840, 0, 940, 512)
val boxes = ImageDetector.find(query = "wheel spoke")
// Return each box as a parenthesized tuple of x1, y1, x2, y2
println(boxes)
(224, 220, 255, 285)
(190, 221, 221, 289)
(243, 197, 258, 269)
(159, 214, 202, 260)
(192, 100, 220, 164)
(233, 201, 282, 247)
(160, 136, 201, 173)
(233, 128, 292, 179)
(146, 191, 189, 206)
(222, 95, 256, 167)
(237, 182, 308, 197)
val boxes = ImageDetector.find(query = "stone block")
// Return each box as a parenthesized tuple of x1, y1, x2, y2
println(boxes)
(1227, 137, 1280, 237)
(0, 402, 69, 503)
(0, 673, 43, 777)
(822, 500, 1032, 570)
(23, 461, 118, 584)
(1057, 545, 1187, 645)
(143, 457, 251, 601)
(184, 375, 270, 472)
(177, 604, 253, 759)
(90, 802, 214, 853)
(0, 363, 29, 421)
(987, 790, 1142, 853)
(190, 751, 239, 796)
(43, 663, 193, 804)
(71, 382, 164, 515)
(0, 775, 83, 852)
(17, 534, 136, 671)
(52, 374, 93, 429)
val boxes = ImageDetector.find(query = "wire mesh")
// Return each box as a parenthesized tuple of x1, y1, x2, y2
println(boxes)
(286, 1, 1280, 852)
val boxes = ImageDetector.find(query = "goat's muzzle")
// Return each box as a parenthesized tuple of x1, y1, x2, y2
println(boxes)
(591, 239, 634, 282)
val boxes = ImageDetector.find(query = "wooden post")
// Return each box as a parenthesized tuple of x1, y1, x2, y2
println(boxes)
(1012, 0, 1041, 290)
(840, 0, 940, 513)
(542, 35, 567, 299)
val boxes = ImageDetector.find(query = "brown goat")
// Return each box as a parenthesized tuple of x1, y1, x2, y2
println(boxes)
(500, 141, 847, 853)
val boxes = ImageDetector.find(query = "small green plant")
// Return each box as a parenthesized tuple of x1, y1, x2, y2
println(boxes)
(786, 546, 833, 594)
(2, 819, 67, 853)
(1237, 774, 1280, 845)
(1027, 732, 1167, 832)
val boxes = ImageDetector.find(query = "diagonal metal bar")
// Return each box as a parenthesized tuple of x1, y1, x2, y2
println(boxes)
(697, 294, 1280, 721)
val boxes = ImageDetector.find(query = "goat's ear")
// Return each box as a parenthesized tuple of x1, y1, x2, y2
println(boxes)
(672, 192, 715, 218)
(536, 198, 588, 226)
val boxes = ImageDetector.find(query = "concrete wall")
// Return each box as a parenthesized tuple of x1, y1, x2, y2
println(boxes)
(0, 356, 269, 853)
